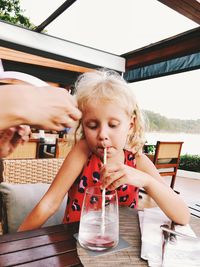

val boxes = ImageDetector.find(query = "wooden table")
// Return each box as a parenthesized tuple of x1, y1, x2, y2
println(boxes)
(0, 208, 199, 267)
(0, 223, 82, 267)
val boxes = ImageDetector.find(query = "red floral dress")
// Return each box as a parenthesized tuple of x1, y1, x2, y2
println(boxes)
(63, 150, 139, 223)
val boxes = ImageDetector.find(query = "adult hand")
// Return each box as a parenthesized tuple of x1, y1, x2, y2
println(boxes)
(27, 86, 82, 131)
(0, 125, 31, 158)
(0, 85, 82, 131)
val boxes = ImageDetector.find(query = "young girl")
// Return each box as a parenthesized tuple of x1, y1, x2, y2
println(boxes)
(18, 69, 190, 231)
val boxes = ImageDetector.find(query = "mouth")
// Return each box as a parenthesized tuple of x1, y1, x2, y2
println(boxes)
(97, 146, 105, 153)
(97, 146, 111, 156)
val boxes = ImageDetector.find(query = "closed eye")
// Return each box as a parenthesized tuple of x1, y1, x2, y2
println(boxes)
(86, 121, 98, 129)
(109, 122, 120, 128)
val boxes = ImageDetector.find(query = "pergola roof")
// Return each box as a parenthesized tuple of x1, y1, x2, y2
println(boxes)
(0, 0, 199, 84)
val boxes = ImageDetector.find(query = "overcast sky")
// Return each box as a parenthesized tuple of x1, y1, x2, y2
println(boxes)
(20, 0, 200, 120)
(130, 69, 200, 120)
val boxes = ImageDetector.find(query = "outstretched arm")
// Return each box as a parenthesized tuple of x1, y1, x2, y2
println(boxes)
(136, 154, 190, 224)
(18, 139, 89, 231)
(0, 84, 81, 131)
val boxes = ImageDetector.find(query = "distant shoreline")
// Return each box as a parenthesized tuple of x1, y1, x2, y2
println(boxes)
(144, 110, 200, 134)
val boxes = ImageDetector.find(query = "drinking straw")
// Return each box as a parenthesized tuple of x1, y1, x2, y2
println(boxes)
(101, 147, 107, 236)
(103, 146, 107, 165)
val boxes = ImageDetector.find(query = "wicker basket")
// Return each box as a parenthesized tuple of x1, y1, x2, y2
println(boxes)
(0, 158, 64, 184)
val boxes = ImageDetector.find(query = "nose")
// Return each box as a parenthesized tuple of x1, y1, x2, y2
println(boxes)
(98, 126, 109, 142)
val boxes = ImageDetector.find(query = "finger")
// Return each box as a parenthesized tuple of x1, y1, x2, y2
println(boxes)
(10, 132, 22, 146)
(102, 169, 124, 189)
(16, 126, 31, 142)
(101, 164, 116, 174)
(20, 135, 30, 143)
(30, 123, 65, 132)
(101, 163, 122, 178)
(0, 146, 14, 157)
(45, 122, 65, 132)
(59, 116, 79, 128)
(98, 162, 103, 170)
(17, 125, 31, 136)
(69, 108, 82, 121)
(64, 94, 82, 121)
(0, 128, 15, 143)
(108, 177, 126, 190)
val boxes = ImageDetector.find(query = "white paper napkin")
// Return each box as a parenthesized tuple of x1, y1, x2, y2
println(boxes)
(138, 207, 200, 267)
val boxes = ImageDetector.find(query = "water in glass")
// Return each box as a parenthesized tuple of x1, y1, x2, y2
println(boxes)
(78, 186, 119, 251)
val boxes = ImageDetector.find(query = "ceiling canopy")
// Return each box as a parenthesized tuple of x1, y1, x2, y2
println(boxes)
(0, 0, 199, 84)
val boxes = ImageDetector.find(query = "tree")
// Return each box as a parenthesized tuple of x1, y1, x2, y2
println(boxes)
(0, 0, 35, 29)
(144, 110, 200, 133)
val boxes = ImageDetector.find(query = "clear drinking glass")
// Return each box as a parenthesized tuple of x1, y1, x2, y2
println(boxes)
(78, 186, 119, 251)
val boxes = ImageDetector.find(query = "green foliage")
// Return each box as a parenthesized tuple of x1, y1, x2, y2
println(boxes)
(0, 0, 35, 29)
(145, 145, 156, 154)
(144, 110, 200, 134)
(179, 154, 200, 173)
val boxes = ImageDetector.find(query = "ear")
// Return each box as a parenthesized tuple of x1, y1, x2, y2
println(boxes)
(129, 116, 135, 130)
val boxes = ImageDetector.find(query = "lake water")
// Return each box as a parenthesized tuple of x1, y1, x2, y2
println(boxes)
(146, 132, 200, 155)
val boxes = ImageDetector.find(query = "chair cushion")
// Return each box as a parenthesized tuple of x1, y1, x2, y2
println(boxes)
(0, 182, 67, 234)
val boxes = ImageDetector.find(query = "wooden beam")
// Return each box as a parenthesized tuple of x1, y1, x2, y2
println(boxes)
(0, 47, 93, 73)
(123, 27, 200, 70)
(158, 0, 200, 24)
(0, 21, 125, 72)
(35, 0, 78, 32)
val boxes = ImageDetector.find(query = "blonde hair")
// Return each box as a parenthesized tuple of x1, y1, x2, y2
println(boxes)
(74, 69, 145, 154)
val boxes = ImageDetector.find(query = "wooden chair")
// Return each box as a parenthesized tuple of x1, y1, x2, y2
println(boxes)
(55, 137, 74, 158)
(5, 139, 39, 159)
(153, 141, 183, 189)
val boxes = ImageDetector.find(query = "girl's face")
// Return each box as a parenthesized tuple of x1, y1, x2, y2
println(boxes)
(82, 101, 133, 161)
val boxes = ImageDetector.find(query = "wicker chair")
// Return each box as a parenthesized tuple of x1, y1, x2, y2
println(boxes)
(0, 158, 64, 184)
(0, 158, 65, 234)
